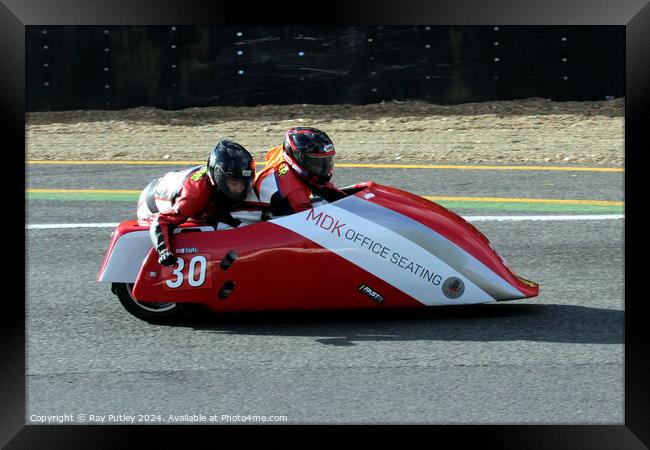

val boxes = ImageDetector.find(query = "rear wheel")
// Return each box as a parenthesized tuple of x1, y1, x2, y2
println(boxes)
(112, 282, 183, 324)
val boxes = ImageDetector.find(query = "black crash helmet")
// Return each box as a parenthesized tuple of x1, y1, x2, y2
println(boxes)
(207, 139, 256, 202)
(283, 127, 336, 184)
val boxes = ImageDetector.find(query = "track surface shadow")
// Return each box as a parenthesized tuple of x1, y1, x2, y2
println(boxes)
(169, 303, 623, 346)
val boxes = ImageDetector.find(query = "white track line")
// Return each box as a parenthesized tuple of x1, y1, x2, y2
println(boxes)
(25, 214, 624, 230)
(27, 223, 120, 229)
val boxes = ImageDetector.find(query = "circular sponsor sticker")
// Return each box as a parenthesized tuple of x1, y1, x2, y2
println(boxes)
(442, 277, 465, 299)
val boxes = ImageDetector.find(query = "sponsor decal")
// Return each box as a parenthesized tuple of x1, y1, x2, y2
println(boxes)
(358, 284, 384, 303)
(278, 163, 289, 176)
(176, 247, 199, 254)
(270, 201, 506, 306)
(517, 276, 538, 288)
(305, 208, 443, 286)
(442, 277, 465, 299)
(190, 166, 208, 182)
(148, 271, 158, 279)
(306, 208, 346, 236)
(323, 144, 334, 152)
(242, 169, 252, 177)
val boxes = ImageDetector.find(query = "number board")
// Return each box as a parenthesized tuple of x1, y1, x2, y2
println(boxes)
(161, 253, 213, 291)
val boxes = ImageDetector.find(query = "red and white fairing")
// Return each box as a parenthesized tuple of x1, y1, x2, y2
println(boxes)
(97, 182, 539, 312)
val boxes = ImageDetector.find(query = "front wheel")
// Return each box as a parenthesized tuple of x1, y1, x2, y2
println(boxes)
(112, 282, 184, 324)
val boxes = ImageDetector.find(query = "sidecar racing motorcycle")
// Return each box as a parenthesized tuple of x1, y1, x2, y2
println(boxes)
(97, 182, 539, 323)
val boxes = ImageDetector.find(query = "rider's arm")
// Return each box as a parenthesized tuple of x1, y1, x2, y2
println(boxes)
(315, 182, 348, 203)
(150, 181, 210, 263)
(150, 211, 187, 254)
(270, 188, 312, 215)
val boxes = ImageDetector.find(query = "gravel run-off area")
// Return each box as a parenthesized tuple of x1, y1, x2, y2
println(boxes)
(26, 97, 624, 166)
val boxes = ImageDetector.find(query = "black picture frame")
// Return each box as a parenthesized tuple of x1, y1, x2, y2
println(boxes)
(7, 0, 648, 448)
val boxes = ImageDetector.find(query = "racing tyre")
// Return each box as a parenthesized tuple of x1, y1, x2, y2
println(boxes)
(112, 282, 184, 324)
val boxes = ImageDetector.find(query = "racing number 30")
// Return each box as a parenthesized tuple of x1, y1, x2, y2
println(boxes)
(162, 253, 213, 291)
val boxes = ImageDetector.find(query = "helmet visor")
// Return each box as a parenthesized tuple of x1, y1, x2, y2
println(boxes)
(292, 132, 332, 150)
(300, 153, 335, 178)
(217, 173, 253, 201)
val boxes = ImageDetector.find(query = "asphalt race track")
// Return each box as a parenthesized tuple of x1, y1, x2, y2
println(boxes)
(25, 163, 624, 424)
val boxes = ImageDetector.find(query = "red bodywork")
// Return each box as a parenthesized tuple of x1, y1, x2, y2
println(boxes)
(362, 183, 539, 297)
(99, 182, 539, 312)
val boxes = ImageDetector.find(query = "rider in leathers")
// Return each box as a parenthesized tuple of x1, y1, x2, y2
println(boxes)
(252, 127, 346, 218)
(136, 140, 255, 266)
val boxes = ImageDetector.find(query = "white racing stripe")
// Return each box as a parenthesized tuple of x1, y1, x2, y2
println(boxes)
(24, 214, 623, 230)
(272, 202, 497, 306)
